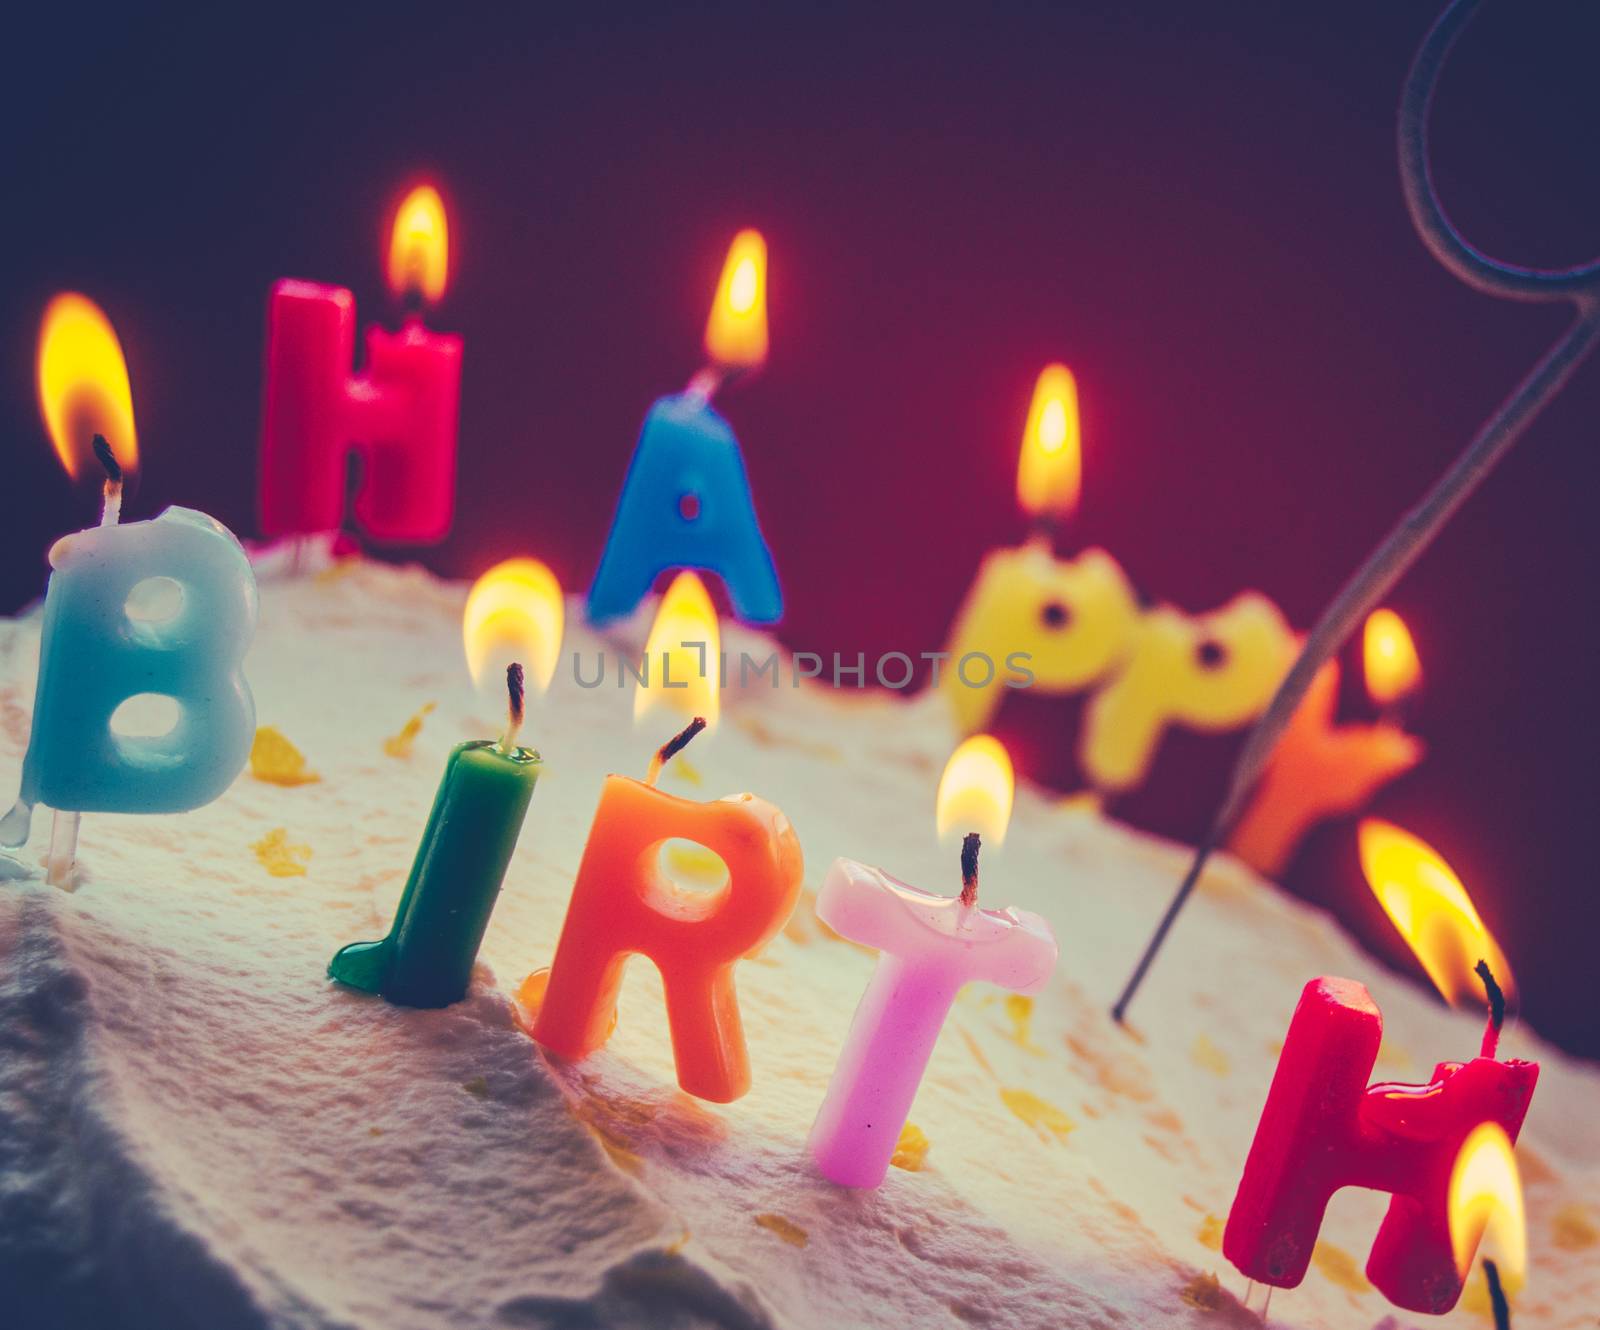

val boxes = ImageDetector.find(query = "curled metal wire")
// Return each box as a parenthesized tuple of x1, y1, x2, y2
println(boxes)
(1112, 0, 1600, 1024)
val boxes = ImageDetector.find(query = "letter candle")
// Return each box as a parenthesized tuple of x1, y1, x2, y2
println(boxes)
(2, 296, 258, 888)
(943, 365, 1141, 737)
(586, 230, 783, 625)
(1227, 621, 1423, 878)
(1224, 825, 1536, 1315)
(260, 184, 462, 549)
(329, 664, 541, 1008)
(809, 835, 1058, 1188)
(528, 718, 803, 1102)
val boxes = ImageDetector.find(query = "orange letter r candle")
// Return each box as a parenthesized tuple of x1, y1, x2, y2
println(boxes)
(531, 723, 803, 1103)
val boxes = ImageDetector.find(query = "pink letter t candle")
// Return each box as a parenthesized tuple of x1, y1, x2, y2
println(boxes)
(809, 838, 1058, 1188)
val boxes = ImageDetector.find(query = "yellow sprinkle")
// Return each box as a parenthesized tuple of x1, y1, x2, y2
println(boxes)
(1058, 790, 1104, 815)
(1197, 1214, 1224, 1251)
(251, 827, 311, 877)
(1003, 993, 1045, 1053)
(462, 1076, 489, 1099)
(999, 1087, 1075, 1143)
(1552, 1202, 1599, 1250)
(674, 757, 704, 786)
(664, 841, 729, 887)
(313, 557, 359, 584)
(1190, 1033, 1230, 1076)
(249, 727, 320, 786)
(382, 702, 437, 758)
(665, 1227, 691, 1255)
(754, 1213, 808, 1248)
(890, 1123, 930, 1172)
(1311, 1241, 1370, 1293)
(368, 1126, 383, 1137)
(1375, 1039, 1412, 1071)
(1178, 1272, 1225, 1310)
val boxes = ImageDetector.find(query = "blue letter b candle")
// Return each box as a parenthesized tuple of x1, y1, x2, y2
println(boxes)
(2, 507, 258, 845)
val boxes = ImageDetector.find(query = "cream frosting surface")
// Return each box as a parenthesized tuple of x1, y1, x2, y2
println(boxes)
(1, 557, 1595, 1330)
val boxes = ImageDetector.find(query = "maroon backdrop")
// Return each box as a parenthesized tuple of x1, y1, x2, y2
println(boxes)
(1, 1, 1596, 1056)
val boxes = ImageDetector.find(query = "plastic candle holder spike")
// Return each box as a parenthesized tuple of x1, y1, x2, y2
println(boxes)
(1, 507, 258, 846)
(585, 393, 782, 625)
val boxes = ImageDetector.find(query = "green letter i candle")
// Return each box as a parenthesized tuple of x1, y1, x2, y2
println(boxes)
(330, 665, 541, 1008)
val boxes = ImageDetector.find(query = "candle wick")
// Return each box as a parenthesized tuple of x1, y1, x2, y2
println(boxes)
(1475, 958, 1506, 1059)
(645, 716, 707, 786)
(684, 366, 726, 403)
(959, 832, 980, 910)
(1482, 1258, 1511, 1330)
(497, 662, 526, 752)
(93, 434, 123, 527)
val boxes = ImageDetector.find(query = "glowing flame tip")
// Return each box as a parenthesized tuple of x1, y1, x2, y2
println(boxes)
(463, 558, 564, 699)
(1448, 1122, 1526, 1292)
(36, 293, 137, 482)
(1016, 363, 1080, 522)
(936, 735, 1015, 847)
(1364, 608, 1421, 706)
(704, 229, 768, 371)
(387, 183, 450, 305)
(635, 571, 721, 730)
(1358, 819, 1513, 1009)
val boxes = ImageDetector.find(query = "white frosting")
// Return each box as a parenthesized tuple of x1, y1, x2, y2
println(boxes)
(0, 558, 1594, 1328)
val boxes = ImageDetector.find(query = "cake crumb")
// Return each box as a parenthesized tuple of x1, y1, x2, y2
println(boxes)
(382, 702, 436, 758)
(754, 1214, 808, 1248)
(1311, 1240, 1370, 1293)
(251, 828, 311, 877)
(1002, 994, 1044, 1053)
(999, 1087, 1075, 1143)
(462, 1076, 489, 1099)
(1197, 1213, 1224, 1251)
(890, 1123, 930, 1171)
(1178, 1272, 1226, 1310)
(249, 727, 320, 786)
(1190, 1033, 1230, 1076)
(1551, 1202, 1598, 1250)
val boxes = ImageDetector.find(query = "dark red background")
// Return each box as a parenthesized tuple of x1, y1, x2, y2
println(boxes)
(1, 2, 1595, 1055)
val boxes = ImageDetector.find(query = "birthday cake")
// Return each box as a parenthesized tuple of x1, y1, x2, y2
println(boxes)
(1, 557, 1596, 1330)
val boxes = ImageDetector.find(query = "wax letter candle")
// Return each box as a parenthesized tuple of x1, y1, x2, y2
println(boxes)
(943, 541, 1139, 735)
(587, 231, 782, 626)
(809, 837, 1057, 1188)
(944, 367, 1140, 735)
(1080, 592, 1295, 794)
(1228, 660, 1422, 876)
(530, 720, 803, 1102)
(1224, 977, 1536, 1314)
(1, 506, 258, 850)
(260, 186, 462, 544)
(330, 666, 540, 1009)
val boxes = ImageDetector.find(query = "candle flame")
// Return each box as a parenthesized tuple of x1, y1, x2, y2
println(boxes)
(463, 558, 563, 697)
(935, 735, 1015, 847)
(704, 229, 768, 371)
(634, 571, 720, 730)
(1364, 608, 1421, 706)
(387, 184, 450, 305)
(1358, 819, 1514, 1008)
(1448, 1122, 1526, 1293)
(1016, 363, 1081, 522)
(36, 293, 137, 482)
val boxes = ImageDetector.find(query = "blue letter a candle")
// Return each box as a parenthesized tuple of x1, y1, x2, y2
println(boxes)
(586, 392, 782, 625)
